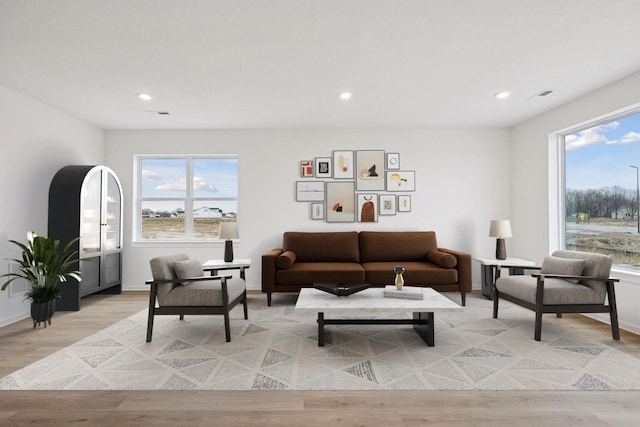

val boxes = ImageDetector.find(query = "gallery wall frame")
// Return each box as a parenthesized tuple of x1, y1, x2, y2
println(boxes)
(311, 203, 324, 220)
(386, 153, 400, 170)
(379, 194, 396, 215)
(296, 181, 325, 202)
(315, 157, 332, 178)
(356, 150, 385, 191)
(300, 160, 314, 177)
(357, 193, 378, 222)
(386, 170, 415, 192)
(326, 181, 355, 222)
(332, 150, 354, 179)
(398, 195, 412, 212)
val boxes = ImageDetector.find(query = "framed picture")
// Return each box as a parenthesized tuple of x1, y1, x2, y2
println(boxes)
(311, 203, 324, 220)
(386, 153, 400, 170)
(300, 160, 314, 177)
(296, 181, 325, 202)
(356, 150, 385, 191)
(379, 194, 396, 215)
(333, 150, 354, 179)
(315, 157, 332, 178)
(386, 170, 415, 191)
(326, 181, 355, 222)
(357, 194, 378, 222)
(398, 195, 411, 212)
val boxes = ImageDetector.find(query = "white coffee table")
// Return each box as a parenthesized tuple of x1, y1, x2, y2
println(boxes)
(295, 287, 462, 347)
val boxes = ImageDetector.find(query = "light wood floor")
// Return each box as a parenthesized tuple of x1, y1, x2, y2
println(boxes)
(1, 291, 640, 427)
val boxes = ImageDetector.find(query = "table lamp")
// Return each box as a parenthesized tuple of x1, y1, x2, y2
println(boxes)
(218, 222, 239, 262)
(489, 219, 512, 260)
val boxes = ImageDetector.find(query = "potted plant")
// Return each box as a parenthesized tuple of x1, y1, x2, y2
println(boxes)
(1, 231, 83, 328)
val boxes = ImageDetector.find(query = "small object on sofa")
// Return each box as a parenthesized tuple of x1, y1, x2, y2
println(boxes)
(383, 285, 423, 300)
(314, 282, 370, 296)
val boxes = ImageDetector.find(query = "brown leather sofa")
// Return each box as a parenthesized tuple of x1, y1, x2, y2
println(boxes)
(262, 231, 472, 306)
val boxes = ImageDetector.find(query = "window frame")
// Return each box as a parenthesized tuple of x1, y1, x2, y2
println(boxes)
(554, 105, 640, 272)
(133, 154, 238, 243)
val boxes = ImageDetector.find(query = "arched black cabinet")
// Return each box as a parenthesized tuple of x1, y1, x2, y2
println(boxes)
(48, 165, 123, 310)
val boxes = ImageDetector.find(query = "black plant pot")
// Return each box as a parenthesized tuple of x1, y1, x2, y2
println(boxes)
(31, 300, 55, 329)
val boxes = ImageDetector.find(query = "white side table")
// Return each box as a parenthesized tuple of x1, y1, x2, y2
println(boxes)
(474, 257, 537, 300)
(202, 258, 251, 280)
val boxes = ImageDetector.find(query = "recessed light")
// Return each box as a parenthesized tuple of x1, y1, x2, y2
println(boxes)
(493, 91, 511, 100)
(339, 92, 352, 100)
(138, 93, 152, 101)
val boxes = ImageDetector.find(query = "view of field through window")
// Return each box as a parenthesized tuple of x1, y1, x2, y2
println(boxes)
(564, 110, 640, 269)
(138, 156, 238, 240)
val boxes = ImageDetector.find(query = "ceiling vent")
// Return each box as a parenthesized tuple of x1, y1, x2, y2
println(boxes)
(537, 89, 554, 97)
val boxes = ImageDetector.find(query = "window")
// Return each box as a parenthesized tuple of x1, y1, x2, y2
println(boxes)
(562, 110, 640, 270)
(136, 155, 238, 241)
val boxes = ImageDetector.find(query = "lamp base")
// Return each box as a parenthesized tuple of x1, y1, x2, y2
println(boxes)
(495, 238, 507, 260)
(224, 240, 234, 263)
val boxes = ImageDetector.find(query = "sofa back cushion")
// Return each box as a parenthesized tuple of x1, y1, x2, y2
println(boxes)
(359, 231, 438, 262)
(283, 231, 360, 262)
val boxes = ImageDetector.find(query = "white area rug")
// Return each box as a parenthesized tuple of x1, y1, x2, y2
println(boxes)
(2, 295, 640, 391)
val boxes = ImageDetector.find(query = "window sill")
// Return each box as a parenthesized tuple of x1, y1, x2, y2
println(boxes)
(130, 239, 238, 248)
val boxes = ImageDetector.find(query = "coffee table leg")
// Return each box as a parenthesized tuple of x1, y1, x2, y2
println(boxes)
(317, 312, 325, 347)
(413, 312, 434, 346)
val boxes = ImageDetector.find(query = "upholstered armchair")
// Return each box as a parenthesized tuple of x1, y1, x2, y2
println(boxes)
(146, 253, 248, 342)
(493, 250, 620, 341)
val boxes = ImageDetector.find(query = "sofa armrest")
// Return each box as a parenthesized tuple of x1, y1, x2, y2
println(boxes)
(262, 248, 283, 293)
(438, 247, 472, 293)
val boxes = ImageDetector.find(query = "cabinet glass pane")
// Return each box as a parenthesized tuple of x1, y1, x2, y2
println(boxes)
(81, 169, 102, 253)
(106, 172, 122, 250)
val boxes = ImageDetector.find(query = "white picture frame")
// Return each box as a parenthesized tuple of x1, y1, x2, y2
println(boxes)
(386, 153, 400, 170)
(398, 195, 411, 212)
(386, 170, 415, 192)
(379, 194, 397, 215)
(332, 150, 354, 179)
(315, 157, 332, 178)
(357, 193, 378, 222)
(311, 203, 324, 220)
(296, 181, 325, 201)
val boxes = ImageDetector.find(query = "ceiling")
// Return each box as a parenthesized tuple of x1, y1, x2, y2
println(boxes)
(1, 0, 640, 130)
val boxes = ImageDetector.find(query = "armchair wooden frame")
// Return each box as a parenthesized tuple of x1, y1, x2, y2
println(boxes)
(146, 274, 248, 343)
(493, 266, 620, 342)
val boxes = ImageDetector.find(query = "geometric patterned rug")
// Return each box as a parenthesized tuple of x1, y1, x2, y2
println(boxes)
(2, 295, 640, 391)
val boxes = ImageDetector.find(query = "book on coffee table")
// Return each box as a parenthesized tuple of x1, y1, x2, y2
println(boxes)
(383, 285, 424, 300)
(313, 282, 371, 296)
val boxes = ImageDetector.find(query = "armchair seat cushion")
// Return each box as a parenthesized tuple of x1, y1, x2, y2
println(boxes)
(161, 277, 246, 306)
(496, 275, 603, 305)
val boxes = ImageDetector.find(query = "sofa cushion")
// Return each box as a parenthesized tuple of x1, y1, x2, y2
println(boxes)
(276, 262, 366, 285)
(362, 261, 458, 285)
(276, 251, 297, 269)
(283, 231, 360, 262)
(359, 231, 438, 262)
(540, 255, 585, 283)
(427, 250, 457, 269)
(173, 259, 204, 286)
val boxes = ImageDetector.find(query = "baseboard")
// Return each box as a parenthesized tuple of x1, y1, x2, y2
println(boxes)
(0, 311, 30, 328)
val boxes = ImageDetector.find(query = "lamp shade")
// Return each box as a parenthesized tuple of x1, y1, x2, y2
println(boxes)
(489, 220, 512, 238)
(218, 221, 239, 240)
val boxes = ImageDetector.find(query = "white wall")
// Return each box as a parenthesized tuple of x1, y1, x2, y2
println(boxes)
(511, 70, 640, 334)
(104, 128, 511, 295)
(0, 85, 104, 327)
